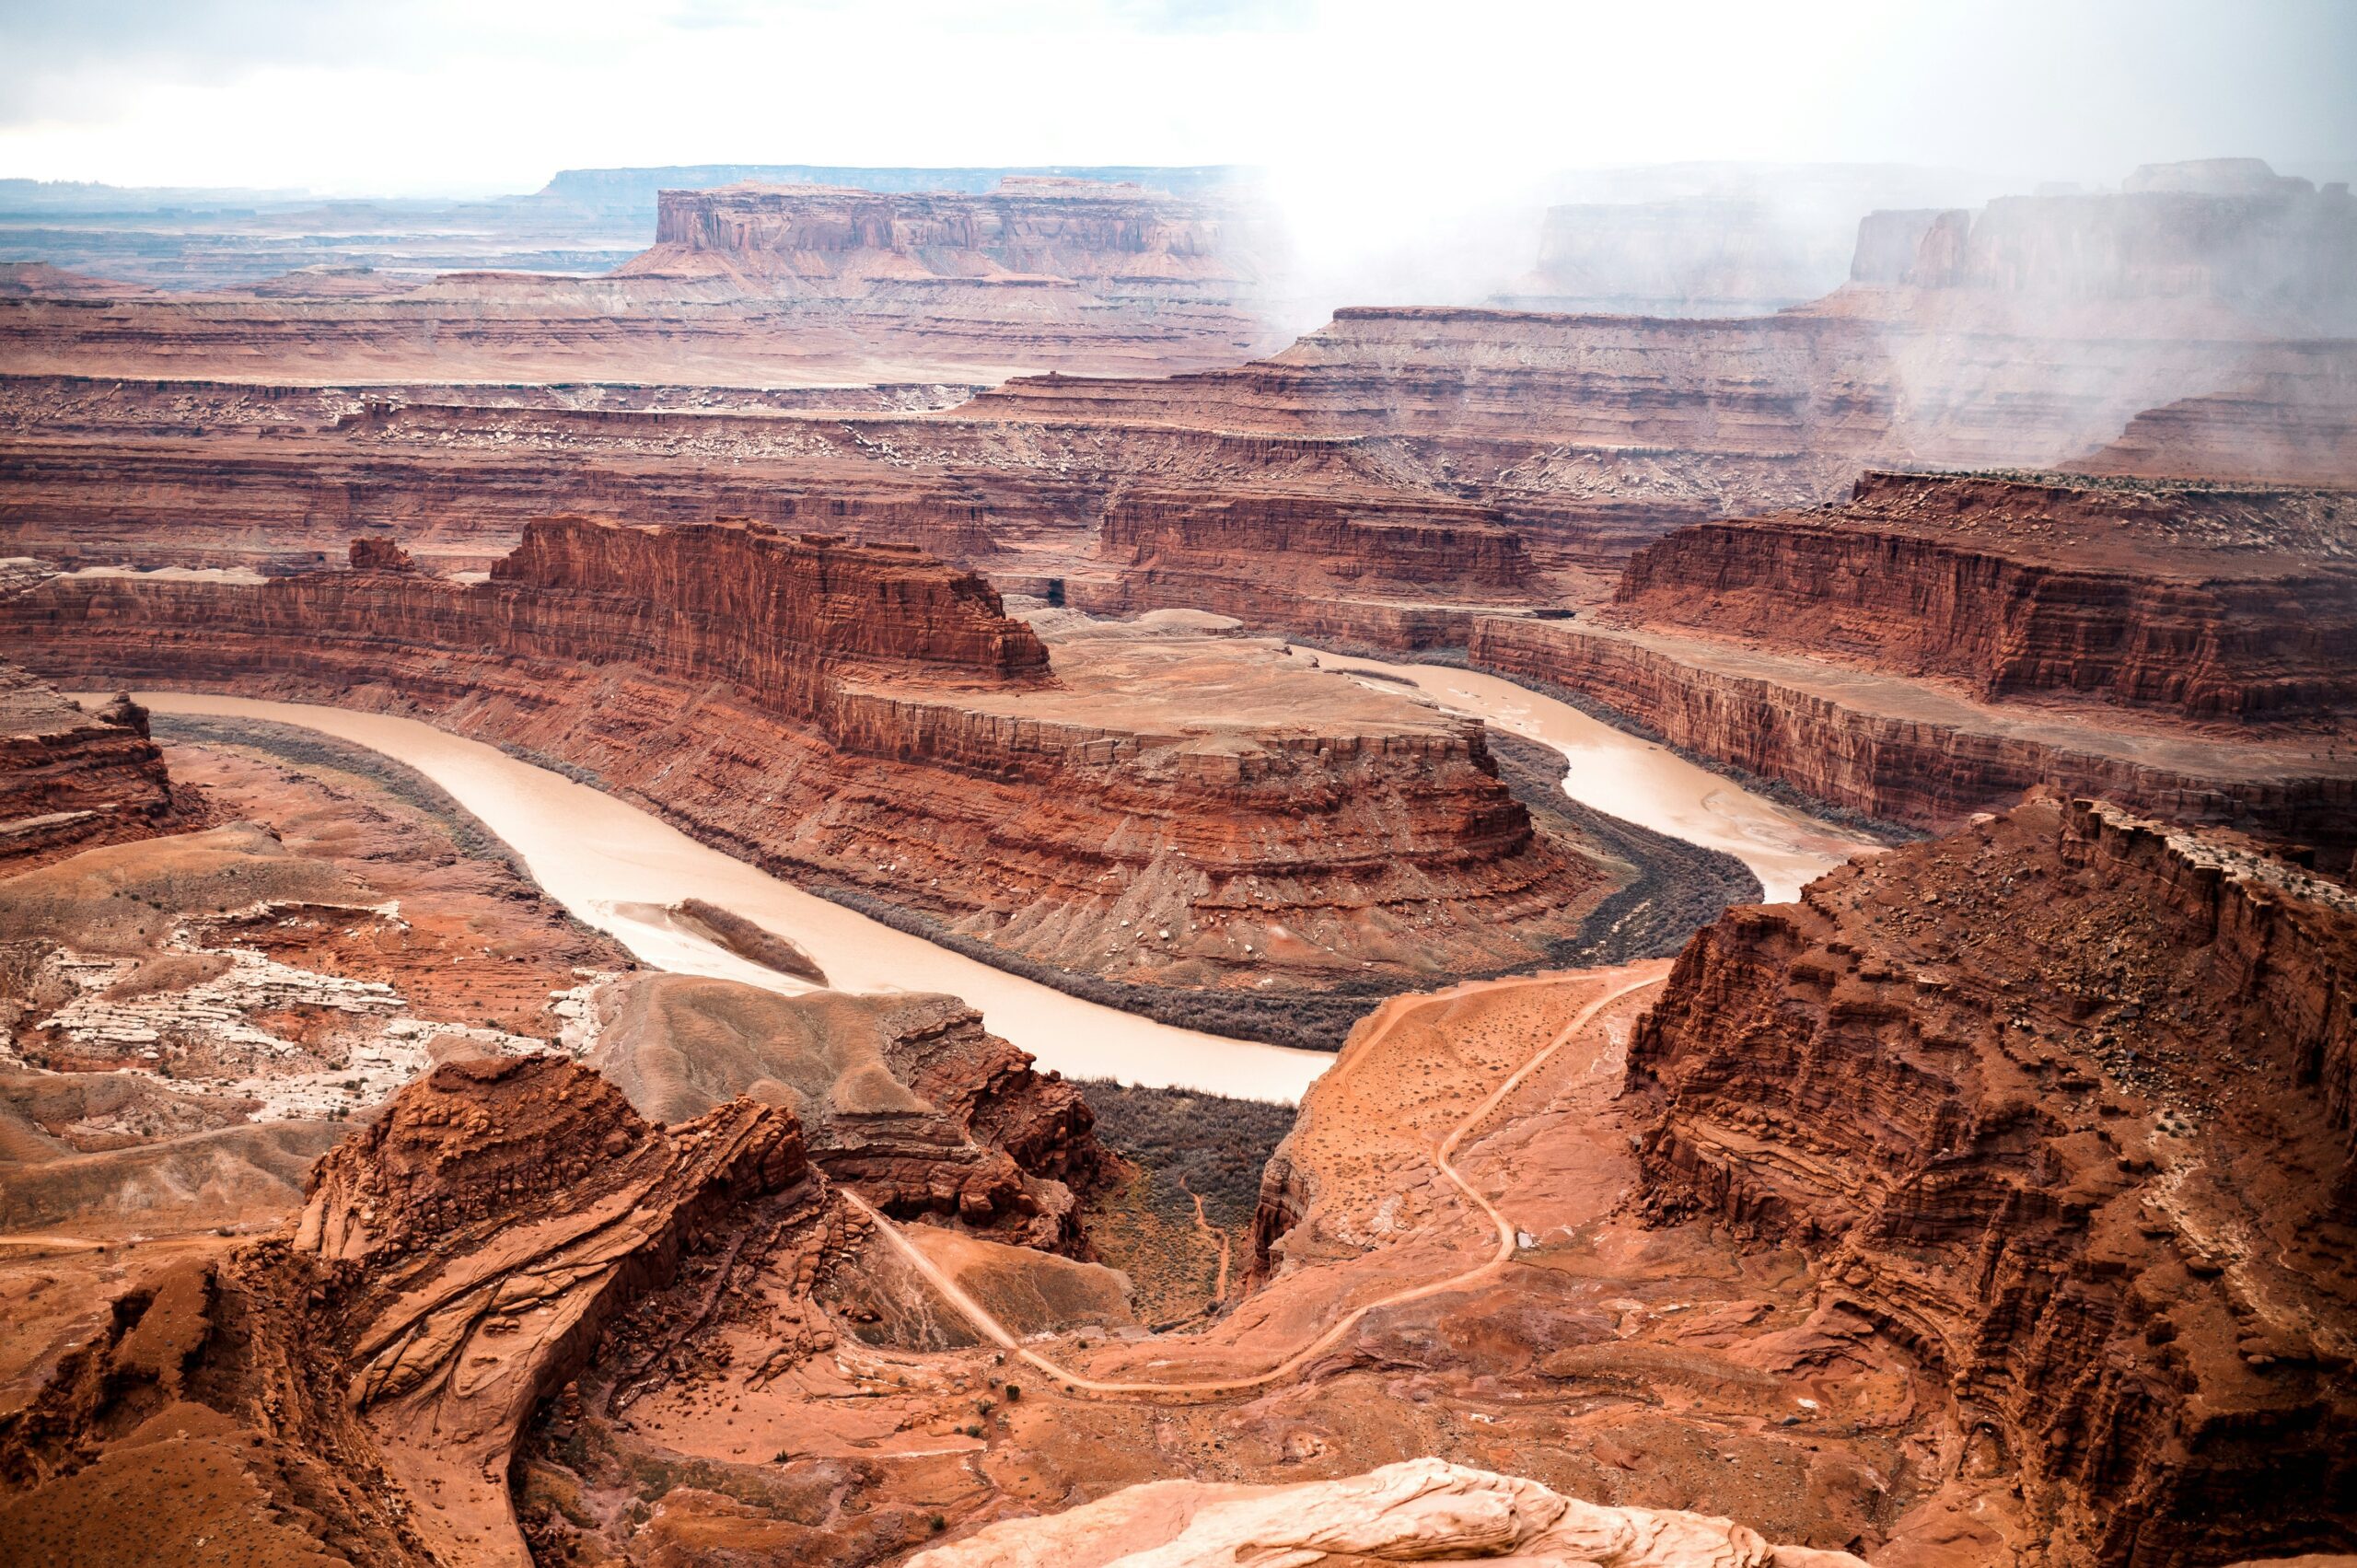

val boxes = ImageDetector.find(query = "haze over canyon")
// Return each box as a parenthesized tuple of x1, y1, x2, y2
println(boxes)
(0, 4, 2352, 1567)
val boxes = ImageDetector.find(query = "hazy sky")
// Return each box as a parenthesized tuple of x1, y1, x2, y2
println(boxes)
(1, 0, 2351, 198)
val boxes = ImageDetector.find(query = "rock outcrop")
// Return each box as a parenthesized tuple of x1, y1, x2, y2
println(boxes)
(590, 975, 1114, 1251)
(1626, 796, 2357, 1565)
(1078, 488, 1536, 647)
(620, 178, 1263, 298)
(1466, 613, 2357, 856)
(295, 1056, 818, 1564)
(0, 1053, 823, 1568)
(0, 664, 176, 867)
(1, 521, 1610, 1013)
(2075, 360, 2357, 486)
(908, 1458, 1866, 1568)
(1842, 164, 2357, 334)
(1613, 471, 2357, 721)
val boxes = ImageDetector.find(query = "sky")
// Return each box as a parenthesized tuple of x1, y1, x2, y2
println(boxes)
(1, 0, 2352, 201)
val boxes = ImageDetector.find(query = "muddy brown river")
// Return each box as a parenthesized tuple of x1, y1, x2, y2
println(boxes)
(132, 693, 1337, 1101)
(1304, 653, 1881, 901)
(130, 669, 1877, 1100)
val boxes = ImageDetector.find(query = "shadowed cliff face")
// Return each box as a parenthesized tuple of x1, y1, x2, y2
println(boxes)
(1627, 795, 2357, 1566)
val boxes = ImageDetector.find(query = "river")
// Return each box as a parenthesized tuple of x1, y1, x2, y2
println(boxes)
(1298, 652, 1881, 902)
(130, 693, 1337, 1102)
(128, 668, 1876, 1102)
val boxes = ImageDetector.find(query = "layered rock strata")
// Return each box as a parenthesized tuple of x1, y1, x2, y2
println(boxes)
(4, 164, 2349, 645)
(0, 1052, 825, 1568)
(1613, 471, 2357, 721)
(0, 519, 1608, 1002)
(2076, 356, 2357, 486)
(1467, 614, 2357, 856)
(1076, 487, 1538, 647)
(0, 664, 176, 866)
(1846, 167, 2357, 333)
(590, 975, 1115, 1251)
(620, 178, 1264, 299)
(1627, 796, 2357, 1565)
(0, 180, 1281, 388)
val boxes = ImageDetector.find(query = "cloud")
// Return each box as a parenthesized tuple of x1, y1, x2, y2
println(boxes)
(0, 0, 2347, 196)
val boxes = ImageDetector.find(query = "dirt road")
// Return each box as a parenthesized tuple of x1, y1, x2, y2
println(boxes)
(845, 971, 1664, 1401)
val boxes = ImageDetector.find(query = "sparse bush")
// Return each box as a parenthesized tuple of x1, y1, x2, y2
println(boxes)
(1077, 1080, 1295, 1230)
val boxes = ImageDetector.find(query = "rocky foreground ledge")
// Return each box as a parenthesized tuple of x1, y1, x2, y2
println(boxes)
(907, 1458, 1866, 1568)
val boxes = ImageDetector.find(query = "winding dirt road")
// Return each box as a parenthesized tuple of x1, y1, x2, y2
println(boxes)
(845, 971, 1664, 1403)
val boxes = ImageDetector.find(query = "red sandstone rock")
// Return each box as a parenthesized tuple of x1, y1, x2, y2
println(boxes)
(0, 663, 177, 867)
(347, 536, 416, 572)
(1079, 487, 1535, 646)
(1466, 613, 2356, 856)
(1, 1053, 823, 1567)
(1613, 470, 2357, 722)
(0, 524, 1606, 1001)
(589, 975, 1114, 1252)
(1627, 796, 2357, 1564)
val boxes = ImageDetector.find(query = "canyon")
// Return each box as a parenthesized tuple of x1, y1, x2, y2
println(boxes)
(0, 177, 1284, 388)
(1, 133, 2353, 1568)
(1629, 794, 2357, 1564)
(1466, 470, 2357, 861)
(0, 519, 1642, 1042)
(7, 793, 2348, 1565)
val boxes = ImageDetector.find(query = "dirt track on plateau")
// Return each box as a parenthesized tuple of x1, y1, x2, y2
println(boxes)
(846, 971, 1665, 1402)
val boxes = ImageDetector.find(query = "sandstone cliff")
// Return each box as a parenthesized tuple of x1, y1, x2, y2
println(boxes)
(1466, 614, 2356, 857)
(2075, 358, 2357, 486)
(0, 524, 1610, 1015)
(1613, 471, 2357, 722)
(1627, 796, 2357, 1565)
(0, 664, 177, 867)
(590, 975, 1115, 1252)
(1841, 164, 2357, 335)
(1077, 487, 1536, 647)
(620, 178, 1263, 298)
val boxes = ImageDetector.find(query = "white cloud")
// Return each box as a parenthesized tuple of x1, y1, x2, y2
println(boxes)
(0, 0, 2347, 196)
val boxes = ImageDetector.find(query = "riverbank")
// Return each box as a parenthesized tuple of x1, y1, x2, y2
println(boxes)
(123, 692, 1339, 1102)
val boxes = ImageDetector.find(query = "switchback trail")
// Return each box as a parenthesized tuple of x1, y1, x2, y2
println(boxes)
(845, 971, 1664, 1402)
